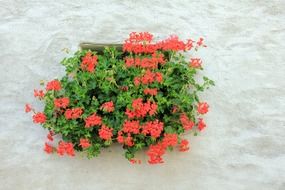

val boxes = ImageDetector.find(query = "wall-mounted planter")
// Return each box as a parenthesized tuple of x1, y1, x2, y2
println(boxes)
(79, 42, 122, 52)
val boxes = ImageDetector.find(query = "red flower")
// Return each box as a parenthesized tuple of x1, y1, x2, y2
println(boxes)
(57, 141, 75, 156)
(162, 133, 178, 147)
(54, 97, 69, 109)
(151, 53, 165, 65)
(57, 142, 65, 156)
(185, 39, 194, 50)
(44, 143, 53, 154)
(33, 112, 46, 124)
(128, 32, 153, 43)
(125, 133, 134, 146)
(134, 77, 141, 86)
(25, 104, 32, 113)
(197, 118, 206, 131)
(65, 143, 75, 156)
(141, 70, 156, 85)
(196, 37, 206, 47)
(80, 138, 91, 148)
(123, 32, 204, 54)
(47, 131, 54, 141)
(130, 159, 136, 164)
(122, 120, 140, 134)
(65, 108, 83, 120)
(190, 58, 202, 68)
(125, 57, 135, 67)
(85, 113, 102, 128)
(125, 109, 136, 119)
(197, 102, 209, 114)
(100, 101, 115, 112)
(180, 113, 194, 130)
(99, 125, 113, 141)
(117, 131, 124, 144)
(129, 159, 142, 164)
(34, 89, 45, 98)
(81, 52, 98, 72)
(147, 143, 165, 164)
(125, 99, 158, 119)
(148, 101, 158, 116)
(179, 139, 190, 152)
(155, 72, 163, 83)
(141, 120, 164, 138)
(140, 57, 156, 69)
(46, 80, 61, 91)
(125, 54, 165, 69)
(159, 35, 186, 52)
(143, 88, 158, 96)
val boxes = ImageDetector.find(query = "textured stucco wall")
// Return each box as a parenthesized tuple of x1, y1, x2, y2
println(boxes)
(0, 1, 285, 190)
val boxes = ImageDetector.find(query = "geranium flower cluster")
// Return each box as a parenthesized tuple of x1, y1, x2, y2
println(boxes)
(134, 70, 163, 86)
(125, 53, 165, 69)
(25, 32, 214, 165)
(125, 98, 158, 119)
(80, 52, 98, 72)
(123, 32, 206, 54)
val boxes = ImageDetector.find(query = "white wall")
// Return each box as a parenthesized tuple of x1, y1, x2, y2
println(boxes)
(0, 0, 284, 189)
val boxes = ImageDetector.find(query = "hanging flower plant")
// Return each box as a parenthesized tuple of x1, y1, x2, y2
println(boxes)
(25, 32, 214, 164)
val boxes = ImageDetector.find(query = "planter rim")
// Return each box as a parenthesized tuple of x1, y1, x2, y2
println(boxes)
(79, 42, 123, 52)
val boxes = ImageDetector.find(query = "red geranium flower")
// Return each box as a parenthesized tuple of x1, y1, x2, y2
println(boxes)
(134, 77, 141, 86)
(147, 143, 166, 164)
(125, 99, 158, 119)
(46, 80, 61, 91)
(196, 37, 206, 47)
(129, 158, 142, 164)
(99, 125, 113, 141)
(141, 120, 164, 138)
(47, 131, 54, 141)
(122, 120, 140, 134)
(190, 58, 202, 68)
(180, 113, 194, 130)
(54, 97, 70, 109)
(125, 133, 134, 147)
(148, 101, 158, 116)
(33, 112, 46, 124)
(25, 104, 32, 113)
(162, 133, 178, 147)
(129, 32, 153, 43)
(125, 57, 135, 67)
(44, 143, 54, 154)
(100, 101, 115, 112)
(197, 102, 209, 114)
(85, 113, 102, 128)
(179, 139, 190, 152)
(141, 70, 156, 85)
(81, 52, 98, 72)
(197, 118, 206, 131)
(155, 72, 163, 83)
(34, 89, 45, 98)
(65, 108, 83, 120)
(117, 131, 124, 144)
(80, 138, 91, 148)
(185, 39, 194, 50)
(143, 88, 158, 96)
(57, 141, 75, 156)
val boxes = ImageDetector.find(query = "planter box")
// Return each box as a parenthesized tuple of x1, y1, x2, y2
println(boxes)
(79, 42, 123, 52)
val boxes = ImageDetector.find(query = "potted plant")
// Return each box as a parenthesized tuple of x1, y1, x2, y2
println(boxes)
(25, 32, 214, 164)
